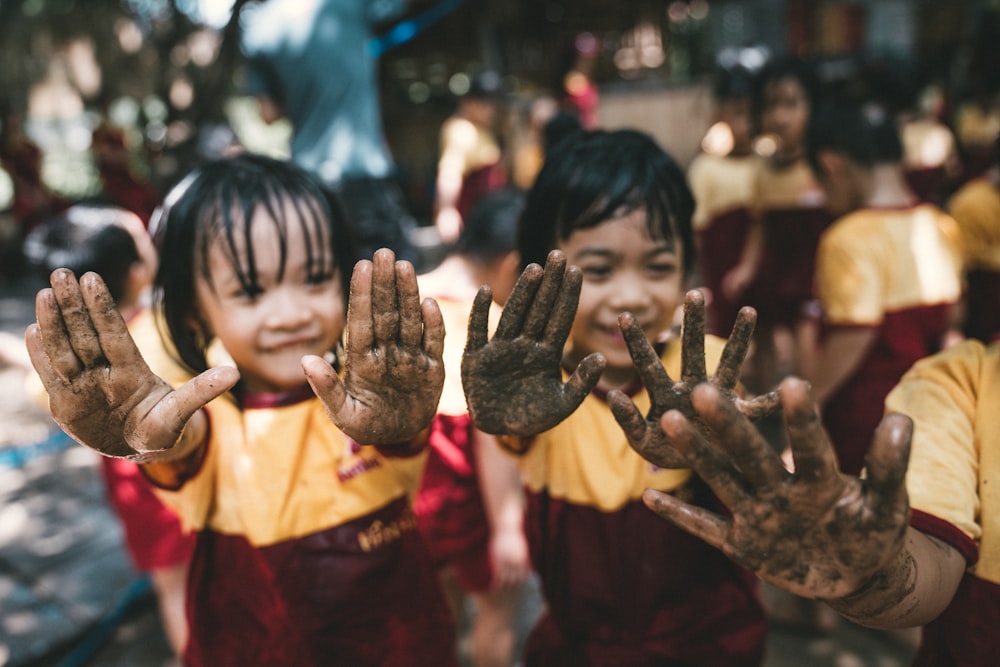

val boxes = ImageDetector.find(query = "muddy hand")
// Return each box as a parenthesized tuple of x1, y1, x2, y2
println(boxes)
(303, 248, 445, 444)
(461, 250, 605, 436)
(643, 378, 912, 600)
(609, 290, 779, 468)
(26, 269, 237, 461)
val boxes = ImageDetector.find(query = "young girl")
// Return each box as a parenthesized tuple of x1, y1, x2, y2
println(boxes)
(26, 154, 457, 666)
(722, 55, 832, 392)
(460, 129, 773, 666)
(806, 100, 964, 476)
(687, 63, 761, 335)
(416, 188, 534, 667)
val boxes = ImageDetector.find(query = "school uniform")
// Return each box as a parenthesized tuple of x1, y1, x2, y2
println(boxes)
(885, 340, 1000, 666)
(505, 337, 766, 667)
(143, 375, 456, 665)
(948, 176, 1000, 343)
(687, 152, 760, 335)
(816, 203, 963, 475)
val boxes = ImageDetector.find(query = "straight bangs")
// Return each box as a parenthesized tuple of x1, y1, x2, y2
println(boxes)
(196, 171, 337, 298)
(522, 129, 694, 273)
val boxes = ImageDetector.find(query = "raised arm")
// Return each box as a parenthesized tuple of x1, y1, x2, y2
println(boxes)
(461, 249, 605, 438)
(642, 377, 966, 628)
(302, 248, 445, 446)
(608, 290, 780, 468)
(25, 269, 238, 462)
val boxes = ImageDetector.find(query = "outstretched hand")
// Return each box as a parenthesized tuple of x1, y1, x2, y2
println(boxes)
(302, 248, 445, 445)
(609, 290, 780, 468)
(26, 269, 238, 461)
(461, 250, 605, 437)
(644, 377, 912, 600)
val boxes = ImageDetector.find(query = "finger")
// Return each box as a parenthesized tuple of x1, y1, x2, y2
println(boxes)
(608, 388, 647, 445)
(619, 312, 673, 410)
(34, 286, 80, 380)
(542, 263, 582, 349)
(862, 412, 913, 510)
(736, 389, 782, 421)
(302, 354, 348, 418)
(465, 286, 493, 353)
(420, 297, 445, 361)
(660, 409, 750, 507)
(494, 263, 542, 340)
(563, 352, 605, 404)
(370, 249, 400, 343)
(689, 383, 787, 489)
(522, 250, 566, 340)
(79, 272, 145, 369)
(642, 488, 730, 553)
(50, 269, 106, 368)
(345, 260, 374, 355)
(25, 323, 65, 390)
(681, 290, 707, 385)
(167, 366, 240, 429)
(395, 260, 423, 350)
(714, 306, 756, 391)
(779, 378, 839, 482)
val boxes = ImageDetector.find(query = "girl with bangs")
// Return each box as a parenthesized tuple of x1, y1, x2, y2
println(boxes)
(25, 153, 458, 666)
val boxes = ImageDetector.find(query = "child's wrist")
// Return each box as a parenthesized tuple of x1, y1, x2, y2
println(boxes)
(376, 425, 432, 455)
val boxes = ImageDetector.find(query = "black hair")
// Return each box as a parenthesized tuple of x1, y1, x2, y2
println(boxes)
(806, 99, 902, 173)
(542, 111, 584, 153)
(753, 55, 821, 119)
(150, 153, 357, 376)
(714, 64, 756, 102)
(23, 203, 142, 303)
(454, 187, 525, 264)
(518, 128, 696, 277)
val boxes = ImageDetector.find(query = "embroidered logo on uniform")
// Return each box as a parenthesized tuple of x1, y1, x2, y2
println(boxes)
(336, 456, 382, 482)
(357, 512, 418, 552)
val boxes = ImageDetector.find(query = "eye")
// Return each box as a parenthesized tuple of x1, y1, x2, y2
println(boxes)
(306, 272, 334, 287)
(648, 258, 679, 277)
(232, 285, 263, 302)
(579, 264, 612, 280)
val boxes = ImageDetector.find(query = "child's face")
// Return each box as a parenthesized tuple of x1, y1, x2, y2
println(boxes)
(193, 204, 345, 394)
(761, 77, 810, 158)
(560, 209, 683, 387)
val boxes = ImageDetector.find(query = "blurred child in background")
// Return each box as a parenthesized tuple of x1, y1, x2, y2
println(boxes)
(687, 63, 760, 336)
(416, 188, 534, 667)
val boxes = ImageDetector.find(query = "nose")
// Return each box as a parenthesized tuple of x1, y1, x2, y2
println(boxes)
(607, 272, 651, 314)
(264, 287, 313, 330)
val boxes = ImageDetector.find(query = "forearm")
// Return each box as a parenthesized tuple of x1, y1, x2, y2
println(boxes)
(808, 327, 876, 406)
(825, 527, 966, 629)
(473, 429, 524, 533)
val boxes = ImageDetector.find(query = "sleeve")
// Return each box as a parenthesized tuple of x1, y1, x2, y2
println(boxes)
(816, 220, 885, 325)
(885, 342, 983, 551)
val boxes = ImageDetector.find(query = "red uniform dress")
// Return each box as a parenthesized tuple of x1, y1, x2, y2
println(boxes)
(687, 151, 760, 334)
(135, 311, 457, 667)
(745, 157, 833, 329)
(947, 175, 1000, 343)
(815, 203, 963, 475)
(413, 294, 493, 592)
(884, 341, 1000, 666)
(504, 337, 766, 667)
